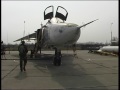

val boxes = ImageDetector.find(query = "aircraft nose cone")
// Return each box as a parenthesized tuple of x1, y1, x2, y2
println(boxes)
(51, 25, 80, 45)
(67, 26, 80, 35)
(64, 26, 80, 44)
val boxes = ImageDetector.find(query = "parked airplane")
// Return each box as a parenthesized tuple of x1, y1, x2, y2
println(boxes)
(98, 46, 118, 54)
(89, 45, 118, 56)
(14, 6, 98, 66)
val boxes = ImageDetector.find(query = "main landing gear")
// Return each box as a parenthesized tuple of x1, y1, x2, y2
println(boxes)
(53, 48, 62, 66)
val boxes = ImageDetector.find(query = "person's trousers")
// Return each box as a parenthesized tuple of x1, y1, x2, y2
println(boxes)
(20, 56, 27, 71)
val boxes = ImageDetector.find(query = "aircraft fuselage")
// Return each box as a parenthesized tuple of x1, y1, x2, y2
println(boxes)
(42, 20, 81, 47)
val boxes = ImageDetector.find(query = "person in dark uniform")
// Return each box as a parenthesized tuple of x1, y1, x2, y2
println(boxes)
(1, 41, 6, 59)
(18, 41, 28, 72)
(1, 41, 4, 54)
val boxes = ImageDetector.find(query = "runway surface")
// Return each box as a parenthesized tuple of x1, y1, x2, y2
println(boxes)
(1, 50, 118, 90)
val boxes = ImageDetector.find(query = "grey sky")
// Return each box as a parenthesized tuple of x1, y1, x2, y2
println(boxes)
(1, 1, 118, 44)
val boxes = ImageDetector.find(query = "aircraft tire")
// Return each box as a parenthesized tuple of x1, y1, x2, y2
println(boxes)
(53, 56, 61, 66)
(53, 57, 57, 66)
(57, 57, 61, 66)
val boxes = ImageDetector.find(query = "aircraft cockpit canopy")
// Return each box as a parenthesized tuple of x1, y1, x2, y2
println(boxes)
(55, 6, 68, 21)
(44, 6, 68, 22)
(44, 6, 54, 20)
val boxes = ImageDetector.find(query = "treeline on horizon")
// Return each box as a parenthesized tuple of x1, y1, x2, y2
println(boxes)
(3, 42, 112, 51)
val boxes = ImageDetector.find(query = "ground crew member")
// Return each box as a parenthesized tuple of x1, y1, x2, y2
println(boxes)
(18, 41, 28, 72)
(1, 41, 6, 59)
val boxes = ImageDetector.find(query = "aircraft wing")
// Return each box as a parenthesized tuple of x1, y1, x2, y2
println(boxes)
(14, 32, 36, 42)
(77, 19, 99, 29)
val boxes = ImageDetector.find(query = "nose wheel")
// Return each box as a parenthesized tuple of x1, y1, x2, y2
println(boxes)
(54, 55, 61, 66)
(53, 48, 62, 66)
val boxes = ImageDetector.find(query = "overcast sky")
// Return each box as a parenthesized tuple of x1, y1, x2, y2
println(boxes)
(1, 0, 118, 44)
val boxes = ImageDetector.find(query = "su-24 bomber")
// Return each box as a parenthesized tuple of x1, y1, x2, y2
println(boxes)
(14, 6, 98, 66)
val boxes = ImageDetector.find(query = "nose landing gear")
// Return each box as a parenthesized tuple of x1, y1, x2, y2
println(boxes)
(53, 48, 62, 66)
(54, 54, 61, 66)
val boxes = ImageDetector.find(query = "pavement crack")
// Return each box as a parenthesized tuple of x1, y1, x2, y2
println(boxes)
(2, 64, 19, 80)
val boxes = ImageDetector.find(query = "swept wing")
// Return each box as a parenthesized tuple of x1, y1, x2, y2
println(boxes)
(14, 32, 36, 42)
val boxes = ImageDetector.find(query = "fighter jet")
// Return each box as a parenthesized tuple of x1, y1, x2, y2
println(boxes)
(14, 6, 98, 66)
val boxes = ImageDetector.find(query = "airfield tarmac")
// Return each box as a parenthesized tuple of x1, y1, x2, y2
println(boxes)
(1, 50, 118, 90)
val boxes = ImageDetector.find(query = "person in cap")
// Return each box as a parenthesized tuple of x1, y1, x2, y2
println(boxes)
(18, 41, 28, 72)
(1, 41, 6, 58)
(1, 41, 4, 52)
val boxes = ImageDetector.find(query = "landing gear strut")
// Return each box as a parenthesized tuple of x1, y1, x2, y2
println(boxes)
(53, 48, 62, 66)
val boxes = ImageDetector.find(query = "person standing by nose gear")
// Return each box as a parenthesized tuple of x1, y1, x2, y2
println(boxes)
(18, 41, 28, 72)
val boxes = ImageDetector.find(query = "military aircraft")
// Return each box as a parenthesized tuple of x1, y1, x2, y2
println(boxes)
(88, 46, 118, 57)
(98, 46, 118, 54)
(14, 6, 98, 66)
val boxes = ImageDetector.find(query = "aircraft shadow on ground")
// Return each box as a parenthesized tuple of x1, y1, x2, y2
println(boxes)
(14, 71, 27, 80)
(28, 53, 108, 89)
